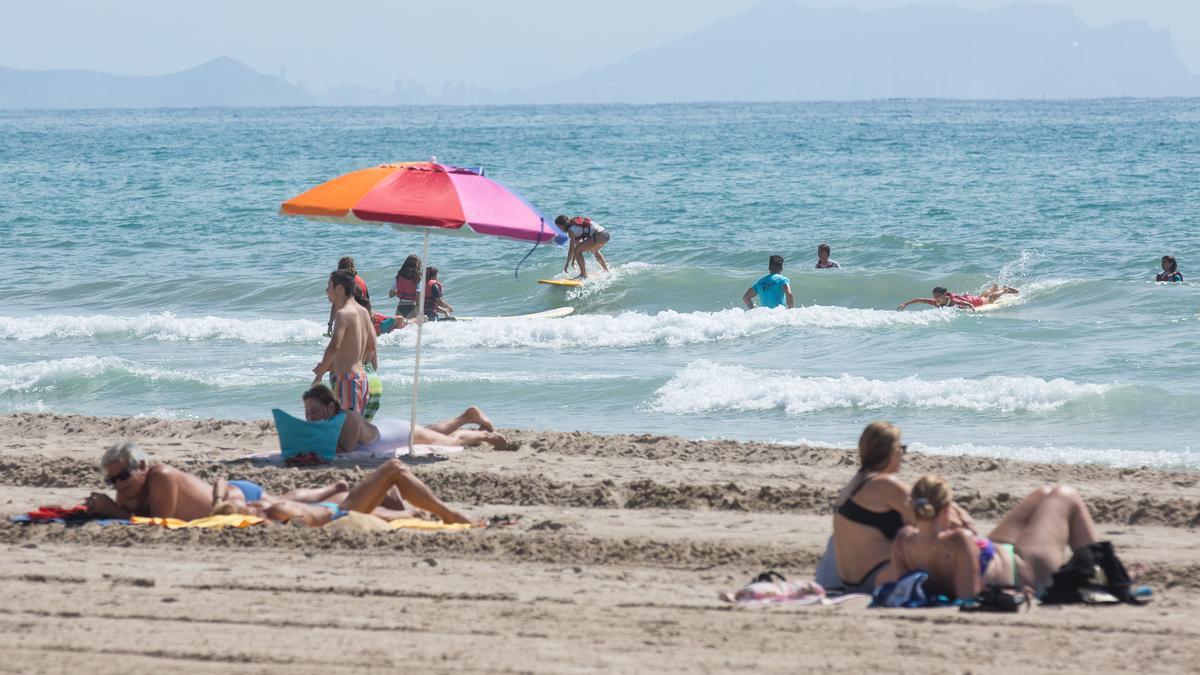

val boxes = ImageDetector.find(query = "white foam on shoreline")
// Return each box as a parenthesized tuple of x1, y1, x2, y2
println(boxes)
(653, 360, 1115, 414)
(1, 305, 955, 349)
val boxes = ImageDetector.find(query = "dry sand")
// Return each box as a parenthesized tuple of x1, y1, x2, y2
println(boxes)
(1, 412, 1197, 674)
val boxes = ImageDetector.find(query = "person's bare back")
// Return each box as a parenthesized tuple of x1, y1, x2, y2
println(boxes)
(313, 270, 379, 414)
(329, 301, 374, 377)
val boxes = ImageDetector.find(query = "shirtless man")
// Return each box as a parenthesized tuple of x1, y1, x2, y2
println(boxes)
(313, 269, 378, 414)
(84, 441, 257, 520)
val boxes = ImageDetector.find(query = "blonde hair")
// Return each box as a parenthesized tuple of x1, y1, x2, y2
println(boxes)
(911, 474, 952, 520)
(858, 421, 900, 472)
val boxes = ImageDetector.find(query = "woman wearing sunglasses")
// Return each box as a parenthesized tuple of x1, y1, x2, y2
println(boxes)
(819, 421, 976, 593)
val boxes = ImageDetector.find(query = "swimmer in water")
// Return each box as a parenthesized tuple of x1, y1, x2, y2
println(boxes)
(1155, 255, 1183, 283)
(897, 285, 1018, 311)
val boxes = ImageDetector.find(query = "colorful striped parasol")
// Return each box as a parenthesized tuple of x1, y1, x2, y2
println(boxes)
(280, 161, 562, 449)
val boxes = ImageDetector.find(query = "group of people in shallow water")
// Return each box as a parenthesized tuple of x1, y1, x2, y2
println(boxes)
(743, 246, 1185, 312)
(817, 421, 1109, 598)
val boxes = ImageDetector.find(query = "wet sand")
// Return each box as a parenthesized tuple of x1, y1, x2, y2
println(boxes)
(1, 413, 1197, 673)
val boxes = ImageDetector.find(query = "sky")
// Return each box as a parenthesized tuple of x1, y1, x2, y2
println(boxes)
(2, 0, 1197, 92)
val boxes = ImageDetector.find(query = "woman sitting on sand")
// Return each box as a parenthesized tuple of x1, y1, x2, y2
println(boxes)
(897, 284, 1018, 311)
(828, 422, 917, 592)
(219, 459, 475, 526)
(825, 422, 976, 593)
(302, 385, 509, 452)
(891, 475, 1103, 599)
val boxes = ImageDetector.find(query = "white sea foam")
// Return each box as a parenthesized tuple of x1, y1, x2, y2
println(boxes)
(3, 303, 948, 350)
(386, 305, 955, 350)
(652, 361, 1115, 414)
(564, 261, 657, 300)
(0, 356, 287, 393)
(0, 313, 324, 344)
(908, 441, 1198, 471)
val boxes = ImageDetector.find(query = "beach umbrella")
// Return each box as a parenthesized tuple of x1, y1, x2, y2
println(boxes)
(280, 161, 564, 449)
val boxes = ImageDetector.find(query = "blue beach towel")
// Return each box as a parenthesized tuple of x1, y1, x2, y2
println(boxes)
(869, 570, 951, 608)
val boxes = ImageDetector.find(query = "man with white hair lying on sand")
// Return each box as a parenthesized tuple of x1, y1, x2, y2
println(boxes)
(85, 441, 265, 521)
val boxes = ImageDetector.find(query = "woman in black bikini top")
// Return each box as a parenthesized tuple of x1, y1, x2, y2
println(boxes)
(830, 422, 914, 591)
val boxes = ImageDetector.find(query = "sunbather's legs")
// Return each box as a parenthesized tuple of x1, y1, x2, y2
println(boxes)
(424, 405, 495, 434)
(340, 459, 472, 525)
(283, 480, 350, 503)
(411, 424, 509, 450)
(989, 485, 1098, 587)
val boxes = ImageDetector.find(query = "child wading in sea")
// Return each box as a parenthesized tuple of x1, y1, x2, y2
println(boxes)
(1156, 255, 1183, 282)
(389, 255, 422, 318)
(816, 243, 841, 269)
(423, 267, 454, 320)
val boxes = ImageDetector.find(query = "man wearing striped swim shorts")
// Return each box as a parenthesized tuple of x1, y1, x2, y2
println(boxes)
(313, 270, 378, 414)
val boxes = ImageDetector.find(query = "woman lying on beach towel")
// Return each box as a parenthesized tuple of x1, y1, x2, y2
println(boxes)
(302, 385, 509, 453)
(218, 459, 475, 526)
(890, 475, 1103, 599)
(826, 422, 975, 593)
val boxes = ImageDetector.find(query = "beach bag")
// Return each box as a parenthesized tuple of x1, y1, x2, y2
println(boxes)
(960, 585, 1032, 613)
(718, 570, 827, 606)
(870, 570, 941, 608)
(1039, 541, 1142, 605)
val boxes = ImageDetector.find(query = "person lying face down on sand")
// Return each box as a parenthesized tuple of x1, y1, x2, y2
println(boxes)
(897, 285, 1018, 311)
(302, 384, 509, 453)
(890, 475, 1104, 599)
(85, 441, 266, 521)
(218, 459, 475, 527)
(828, 422, 976, 593)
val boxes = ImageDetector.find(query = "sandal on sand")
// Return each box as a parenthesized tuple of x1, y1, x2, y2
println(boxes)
(486, 514, 524, 529)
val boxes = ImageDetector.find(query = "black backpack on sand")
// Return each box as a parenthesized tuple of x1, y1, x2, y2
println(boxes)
(1039, 541, 1145, 605)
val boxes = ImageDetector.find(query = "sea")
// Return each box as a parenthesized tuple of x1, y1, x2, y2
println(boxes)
(1, 100, 1197, 469)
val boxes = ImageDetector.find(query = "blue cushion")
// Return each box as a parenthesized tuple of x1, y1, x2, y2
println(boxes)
(272, 409, 346, 462)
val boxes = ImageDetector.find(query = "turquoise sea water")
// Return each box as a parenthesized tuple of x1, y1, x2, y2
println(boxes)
(1, 100, 1198, 468)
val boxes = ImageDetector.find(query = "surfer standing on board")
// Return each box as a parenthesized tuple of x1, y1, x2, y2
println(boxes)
(898, 285, 1018, 311)
(743, 255, 794, 309)
(555, 215, 611, 279)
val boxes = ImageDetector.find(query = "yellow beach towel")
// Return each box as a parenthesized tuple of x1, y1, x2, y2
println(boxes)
(131, 514, 266, 529)
(388, 518, 472, 532)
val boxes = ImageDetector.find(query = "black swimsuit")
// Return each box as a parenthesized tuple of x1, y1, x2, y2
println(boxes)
(835, 479, 904, 587)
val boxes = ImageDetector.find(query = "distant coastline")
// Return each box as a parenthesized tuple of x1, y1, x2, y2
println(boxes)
(3, 4, 1198, 109)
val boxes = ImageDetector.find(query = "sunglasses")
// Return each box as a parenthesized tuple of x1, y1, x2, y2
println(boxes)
(104, 467, 133, 486)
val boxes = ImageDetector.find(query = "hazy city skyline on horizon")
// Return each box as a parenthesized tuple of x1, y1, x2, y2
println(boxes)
(3, 0, 1198, 95)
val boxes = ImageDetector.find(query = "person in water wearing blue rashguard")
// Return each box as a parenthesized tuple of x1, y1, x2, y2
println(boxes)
(743, 255, 794, 309)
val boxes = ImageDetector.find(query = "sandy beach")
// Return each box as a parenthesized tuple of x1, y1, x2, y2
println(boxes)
(1, 412, 1197, 674)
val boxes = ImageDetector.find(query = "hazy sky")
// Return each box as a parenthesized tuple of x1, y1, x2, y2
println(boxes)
(2, 0, 1196, 91)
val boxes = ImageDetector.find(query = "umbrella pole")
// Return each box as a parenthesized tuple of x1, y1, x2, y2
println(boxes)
(409, 229, 430, 452)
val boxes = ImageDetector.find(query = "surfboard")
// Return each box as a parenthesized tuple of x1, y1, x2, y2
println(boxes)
(973, 294, 1021, 313)
(538, 278, 584, 287)
(456, 307, 575, 321)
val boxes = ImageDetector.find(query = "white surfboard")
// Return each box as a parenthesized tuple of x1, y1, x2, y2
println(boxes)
(456, 307, 574, 321)
(973, 294, 1021, 313)
(538, 278, 584, 288)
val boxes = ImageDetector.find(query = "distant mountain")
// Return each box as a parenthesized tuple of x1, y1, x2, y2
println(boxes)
(0, 56, 313, 108)
(535, 1, 1200, 102)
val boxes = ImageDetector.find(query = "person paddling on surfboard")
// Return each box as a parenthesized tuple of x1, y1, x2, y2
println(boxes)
(743, 255, 794, 309)
(898, 285, 1018, 311)
(555, 215, 611, 279)
(1156, 255, 1183, 282)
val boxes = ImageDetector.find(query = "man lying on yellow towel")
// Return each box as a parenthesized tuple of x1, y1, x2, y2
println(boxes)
(217, 459, 478, 528)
